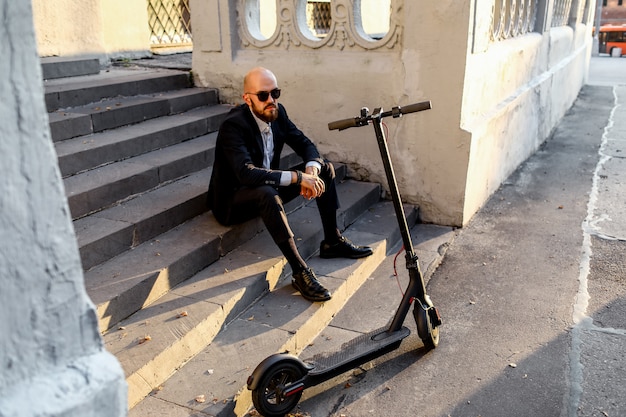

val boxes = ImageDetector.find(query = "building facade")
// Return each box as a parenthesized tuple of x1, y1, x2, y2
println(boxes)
(31, 0, 596, 227)
(191, 0, 595, 227)
(0, 2, 597, 416)
(601, 0, 626, 25)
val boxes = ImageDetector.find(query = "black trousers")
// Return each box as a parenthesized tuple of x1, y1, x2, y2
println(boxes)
(224, 162, 340, 244)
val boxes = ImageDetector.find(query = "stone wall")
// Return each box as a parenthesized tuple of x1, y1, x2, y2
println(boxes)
(32, 0, 151, 63)
(462, 1, 595, 222)
(0, 1, 127, 416)
(28, 0, 596, 227)
(191, 0, 594, 226)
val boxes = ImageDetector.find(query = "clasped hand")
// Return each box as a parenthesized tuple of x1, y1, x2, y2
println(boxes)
(300, 166, 325, 200)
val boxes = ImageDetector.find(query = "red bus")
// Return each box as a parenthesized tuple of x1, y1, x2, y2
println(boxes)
(598, 25, 626, 56)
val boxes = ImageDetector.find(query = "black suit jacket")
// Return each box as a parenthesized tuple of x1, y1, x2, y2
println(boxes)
(207, 103, 323, 224)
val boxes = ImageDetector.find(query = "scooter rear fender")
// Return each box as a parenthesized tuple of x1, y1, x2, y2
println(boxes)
(246, 352, 313, 390)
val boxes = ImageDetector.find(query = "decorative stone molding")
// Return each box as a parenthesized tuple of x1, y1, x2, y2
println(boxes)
(238, 0, 402, 50)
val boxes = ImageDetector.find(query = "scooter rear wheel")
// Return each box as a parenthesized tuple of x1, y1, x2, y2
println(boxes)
(414, 304, 440, 350)
(251, 361, 304, 417)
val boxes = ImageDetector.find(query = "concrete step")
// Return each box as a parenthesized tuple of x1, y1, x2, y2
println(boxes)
(50, 66, 233, 268)
(124, 201, 420, 414)
(86, 177, 375, 333)
(74, 162, 211, 271)
(92, 181, 382, 410)
(41, 56, 100, 80)
(55, 105, 231, 177)
(49, 87, 219, 142)
(44, 67, 191, 112)
(74, 146, 303, 272)
(293, 223, 455, 416)
(64, 133, 216, 219)
(41, 60, 414, 415)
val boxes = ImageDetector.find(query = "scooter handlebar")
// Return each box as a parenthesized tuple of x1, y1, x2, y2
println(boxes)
(399, 101, 432, 115)
(328, 117, 359, 131)
(328, 100, 431, 131)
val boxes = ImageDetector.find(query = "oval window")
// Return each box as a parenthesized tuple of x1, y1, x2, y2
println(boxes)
(360, 0, 390, 40)
(246, 0, 278, 40)
(305, 0, 333, 38)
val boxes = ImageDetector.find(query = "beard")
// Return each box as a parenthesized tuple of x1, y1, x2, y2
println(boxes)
(252, 102, 279, 123)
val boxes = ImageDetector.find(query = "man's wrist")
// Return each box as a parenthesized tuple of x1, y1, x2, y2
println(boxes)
(280, 171, 293, 186)
(306, 161, 322, 174)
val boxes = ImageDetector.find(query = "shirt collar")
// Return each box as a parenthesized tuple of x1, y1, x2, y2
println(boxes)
(249, 107, 271, 133)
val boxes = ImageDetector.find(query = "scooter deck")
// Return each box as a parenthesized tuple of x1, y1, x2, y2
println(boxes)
(303, 326, 410, 377)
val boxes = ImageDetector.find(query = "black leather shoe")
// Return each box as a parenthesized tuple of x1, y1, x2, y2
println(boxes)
(292, 268, 331, 302)
(319, 236, 373, 259)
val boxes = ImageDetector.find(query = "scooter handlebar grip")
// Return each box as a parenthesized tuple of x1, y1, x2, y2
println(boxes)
(400, 101, 432, 115)
(328, 117, 358, 131)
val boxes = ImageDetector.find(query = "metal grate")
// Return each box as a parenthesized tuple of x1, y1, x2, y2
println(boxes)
(492, 0, 538, 40)
(148, 0, 192, 47)
(551, 0, 573, 27)
(307, 1, 332, 37)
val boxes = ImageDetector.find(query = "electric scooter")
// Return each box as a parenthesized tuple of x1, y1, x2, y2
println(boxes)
(246, 101, 442, 417)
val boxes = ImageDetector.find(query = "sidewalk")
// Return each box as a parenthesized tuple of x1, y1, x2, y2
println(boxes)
(123, 54, 626, 416)
(576, 58, 626, 416)
(287, 58, 626, 417)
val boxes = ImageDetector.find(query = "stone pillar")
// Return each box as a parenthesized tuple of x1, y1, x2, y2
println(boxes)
(0, 1, 127, 416)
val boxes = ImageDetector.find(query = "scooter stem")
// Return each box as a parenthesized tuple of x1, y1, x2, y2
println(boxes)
(369, 108, 428, 332)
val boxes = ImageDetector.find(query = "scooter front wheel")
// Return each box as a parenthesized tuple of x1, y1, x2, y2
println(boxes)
(414, 302, 440, 350)
(251, 361, 305, 417)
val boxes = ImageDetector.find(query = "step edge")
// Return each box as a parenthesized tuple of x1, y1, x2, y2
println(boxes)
(56, 105, 231, 176)
(88, 178, 369, 331)
(116, 201, 414, 410)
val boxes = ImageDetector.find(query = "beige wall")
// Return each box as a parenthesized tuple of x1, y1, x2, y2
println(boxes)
(191, 0, 593, 226)
(32, 0, 150, 61)
(101, 0, 151, 57)
(35, 0, 593, 227)
(461, 1, 594, 223)
(389, 0, 473, 225)
(192, 0, 474, 226)
(33, 0, 105, 58)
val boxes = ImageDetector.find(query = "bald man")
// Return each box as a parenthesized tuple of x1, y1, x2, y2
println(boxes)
(207, 67, 372, 302)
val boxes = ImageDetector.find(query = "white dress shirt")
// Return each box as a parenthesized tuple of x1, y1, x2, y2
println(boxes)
(251, 109, 321, 186)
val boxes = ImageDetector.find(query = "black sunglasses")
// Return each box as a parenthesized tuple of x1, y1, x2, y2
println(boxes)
(247, 88, 281, 102)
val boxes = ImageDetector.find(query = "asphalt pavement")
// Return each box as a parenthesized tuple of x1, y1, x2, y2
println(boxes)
(285, 56, 626, 417)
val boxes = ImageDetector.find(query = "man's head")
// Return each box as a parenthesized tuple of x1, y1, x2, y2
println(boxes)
(243, 67, 281, 123)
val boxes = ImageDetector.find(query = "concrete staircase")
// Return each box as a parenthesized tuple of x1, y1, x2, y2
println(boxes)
(43, 56, 438, 416)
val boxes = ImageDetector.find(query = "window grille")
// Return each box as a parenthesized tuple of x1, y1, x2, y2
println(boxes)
(148, 0, 192, 48)
(307, 1, 332, 37)
(492, 0, 538, 40)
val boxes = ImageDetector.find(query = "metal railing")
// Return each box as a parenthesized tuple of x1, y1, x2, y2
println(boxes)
(492, 0, 539, 40)
(551, 0, 574, 26)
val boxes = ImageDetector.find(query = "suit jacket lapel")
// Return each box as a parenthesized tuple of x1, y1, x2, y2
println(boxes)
(243, 105, 265, 163)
